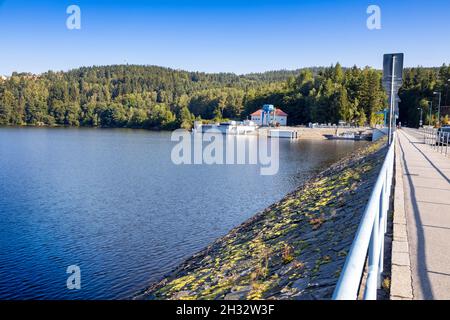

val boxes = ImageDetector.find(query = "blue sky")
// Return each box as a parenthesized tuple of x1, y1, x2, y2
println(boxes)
(0, 0, 449, 75)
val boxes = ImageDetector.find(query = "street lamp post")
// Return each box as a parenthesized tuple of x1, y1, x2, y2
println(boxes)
(446, 79, 450, 107)
(429, 101, 433, 126)
(417, 108, 423, 127)
(434, 91, 442, 126)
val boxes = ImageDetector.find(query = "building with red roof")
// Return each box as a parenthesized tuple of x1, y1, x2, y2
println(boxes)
(250, 108, 288, 126)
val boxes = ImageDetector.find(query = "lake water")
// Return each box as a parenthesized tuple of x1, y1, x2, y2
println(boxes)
(0, 127, 366, 299)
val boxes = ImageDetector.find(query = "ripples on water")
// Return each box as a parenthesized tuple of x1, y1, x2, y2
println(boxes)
(0, 127, 366, 299)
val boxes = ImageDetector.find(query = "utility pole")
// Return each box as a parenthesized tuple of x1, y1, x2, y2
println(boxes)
(434, 91, 442, 126)
(417, 108, 423, 127)
(388, 56, 396, 145)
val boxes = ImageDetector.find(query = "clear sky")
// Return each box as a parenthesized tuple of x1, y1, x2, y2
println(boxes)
(0, 0, 449, 75)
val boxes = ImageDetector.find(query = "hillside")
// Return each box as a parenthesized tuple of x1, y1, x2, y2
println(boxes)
(0, 64, 449, 129)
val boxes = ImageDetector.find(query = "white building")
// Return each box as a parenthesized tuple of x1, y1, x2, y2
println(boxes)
(250, 108, 288, 126)
(193, 120, 258, 135)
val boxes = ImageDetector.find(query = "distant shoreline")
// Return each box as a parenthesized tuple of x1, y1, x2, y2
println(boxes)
(0, 124, 173, 132)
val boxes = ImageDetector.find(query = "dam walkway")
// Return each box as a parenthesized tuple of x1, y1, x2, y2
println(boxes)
(395, 128, 450, 299)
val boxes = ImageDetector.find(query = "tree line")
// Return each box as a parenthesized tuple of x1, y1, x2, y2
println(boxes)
(399, 65, 450, 126)
(0, 63, 449, 130)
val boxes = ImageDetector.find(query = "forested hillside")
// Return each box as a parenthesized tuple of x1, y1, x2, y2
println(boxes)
(0, 64, 449, 130)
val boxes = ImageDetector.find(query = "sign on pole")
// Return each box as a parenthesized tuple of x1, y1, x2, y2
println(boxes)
(383, 54, 404, 84)
(382, 53, 404, 145)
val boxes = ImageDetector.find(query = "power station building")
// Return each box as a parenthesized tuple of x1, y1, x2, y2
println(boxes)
(250, 108, 288, 126)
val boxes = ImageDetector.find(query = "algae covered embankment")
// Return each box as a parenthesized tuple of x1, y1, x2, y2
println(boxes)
(138, 139, 388, 300)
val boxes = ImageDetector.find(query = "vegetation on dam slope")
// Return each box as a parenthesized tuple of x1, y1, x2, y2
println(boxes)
(139, 139, 387, 300)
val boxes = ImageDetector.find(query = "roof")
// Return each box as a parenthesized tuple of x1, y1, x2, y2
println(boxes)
(250, 108, 288, 117)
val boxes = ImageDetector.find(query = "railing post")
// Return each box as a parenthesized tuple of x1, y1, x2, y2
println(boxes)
(433, 131, 436, 149)
(431, 130, 437, 149)
(437, 131, 440, 150)
(433, 131, 435, 149)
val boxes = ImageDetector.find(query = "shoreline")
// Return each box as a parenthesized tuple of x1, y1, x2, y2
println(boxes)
(0, 124, 173, 132)
(135, 138, 388, 300)
(0, 124, 374, 141)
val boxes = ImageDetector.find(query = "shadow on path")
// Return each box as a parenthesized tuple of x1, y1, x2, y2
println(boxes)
(398, 130, 434, 299)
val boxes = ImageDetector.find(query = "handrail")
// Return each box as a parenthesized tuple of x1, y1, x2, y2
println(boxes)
(333, 134, 396, 300)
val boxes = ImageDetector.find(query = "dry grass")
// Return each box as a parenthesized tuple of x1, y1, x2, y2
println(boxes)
(282, 244, 295, 264)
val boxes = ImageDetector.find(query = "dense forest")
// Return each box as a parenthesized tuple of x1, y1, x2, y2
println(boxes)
(0, 63, 449, 130)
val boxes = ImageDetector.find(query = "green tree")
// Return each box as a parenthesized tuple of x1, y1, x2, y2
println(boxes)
(0, 90, 14, 125)
(357, 107, 367, 127)
(336, 87, 355, 123)
(147, 104, 176, 129)
(179, 107, 195, 130)
(128, 108, 148, 128)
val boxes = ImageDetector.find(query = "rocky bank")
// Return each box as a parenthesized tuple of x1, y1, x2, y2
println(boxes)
(137, 139, 387, 300)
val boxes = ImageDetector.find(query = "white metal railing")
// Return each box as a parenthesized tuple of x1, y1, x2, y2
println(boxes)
(421, 127, 450, 157)
(332, 134, 396, 300)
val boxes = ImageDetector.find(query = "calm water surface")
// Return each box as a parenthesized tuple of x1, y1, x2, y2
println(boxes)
(0, 127, 366, 299)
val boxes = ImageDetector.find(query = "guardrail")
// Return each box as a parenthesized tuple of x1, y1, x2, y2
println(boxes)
(421, 127, 450, 157)
(333, 134, 395, 300)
